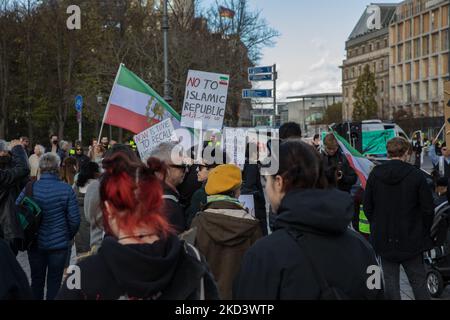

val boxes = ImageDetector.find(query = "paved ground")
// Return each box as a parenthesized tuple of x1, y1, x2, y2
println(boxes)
(17, 247, 77, 299)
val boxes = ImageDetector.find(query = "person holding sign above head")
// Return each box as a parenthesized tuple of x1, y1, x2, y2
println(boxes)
(150, 142, 190, 234)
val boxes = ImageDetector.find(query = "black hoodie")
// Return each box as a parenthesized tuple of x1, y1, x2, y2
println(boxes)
(233, 189, 383, 300)
(0, 239, 32, 300)
(364, 160, 434, 262)
(56, 235, 219, 300)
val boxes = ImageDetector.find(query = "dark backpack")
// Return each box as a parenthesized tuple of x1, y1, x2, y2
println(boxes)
(287, 229, 350, 300)
(15, 182, 42, 251)
(431, 202, 450, 246)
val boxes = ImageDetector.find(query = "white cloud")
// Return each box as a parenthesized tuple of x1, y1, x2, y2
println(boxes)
(275, 39, 342, 99)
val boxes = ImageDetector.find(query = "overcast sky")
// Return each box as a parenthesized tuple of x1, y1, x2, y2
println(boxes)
(200, 0, 403, 100)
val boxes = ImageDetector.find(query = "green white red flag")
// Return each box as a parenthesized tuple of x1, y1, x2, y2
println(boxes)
(332, 131, 375, 190)
(104, 64, 181, 134)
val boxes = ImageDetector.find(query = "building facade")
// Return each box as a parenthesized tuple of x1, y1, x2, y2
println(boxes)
(342, 4, 397, 121)
(389, 0, 449, 119)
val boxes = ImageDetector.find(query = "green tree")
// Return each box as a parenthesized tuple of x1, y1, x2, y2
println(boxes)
(352, 65, 378, 121)
(0, 0, 278, 142)
(322, 102, 343, 124)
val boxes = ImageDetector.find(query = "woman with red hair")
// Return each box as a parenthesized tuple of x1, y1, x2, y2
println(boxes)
(56, 152, 219, 300)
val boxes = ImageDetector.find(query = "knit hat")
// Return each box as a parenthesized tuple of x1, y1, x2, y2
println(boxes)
(205, 164, 242, 196)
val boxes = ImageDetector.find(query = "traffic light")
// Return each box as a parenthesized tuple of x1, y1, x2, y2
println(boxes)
(332, 122, 363, 153)
(350, 122, 363, 153)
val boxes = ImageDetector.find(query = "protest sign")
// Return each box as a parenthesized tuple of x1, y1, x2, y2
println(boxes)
(134, 119, 176, 161)
(224, 127, 247, 168)
(181, 70, 229, 130)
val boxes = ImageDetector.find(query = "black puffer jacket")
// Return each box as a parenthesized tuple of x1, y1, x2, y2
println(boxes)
(363, 160, 434, 262)
(56, 235, 219, 300)
(0, 146, 30, 244)
(233, 189, 383, 300)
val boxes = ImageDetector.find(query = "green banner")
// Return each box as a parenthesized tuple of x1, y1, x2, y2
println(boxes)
(362, 129, 395, 156)
(322, 129, 396, 156)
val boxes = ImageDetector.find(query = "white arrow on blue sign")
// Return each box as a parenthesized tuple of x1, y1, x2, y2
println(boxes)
(75, 95, 83, 112)
(248, 66, 273, 75)
(249, 74, 273, 82)
(242, 89, 272, 99)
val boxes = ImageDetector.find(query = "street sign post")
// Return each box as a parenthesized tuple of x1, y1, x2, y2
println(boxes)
(242, 89, 273, 99)
(245, 64, 277, 124)
(248, 66, 273, 75)
(75, 95, 83, 112)
(75, 95, 83, 142)
(249, 74, 273, 82)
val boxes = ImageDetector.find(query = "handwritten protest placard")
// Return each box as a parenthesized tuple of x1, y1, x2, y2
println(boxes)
(181, 70, 229, 130)
(134, 119, 176, 162)
(224, 127, 247, 169)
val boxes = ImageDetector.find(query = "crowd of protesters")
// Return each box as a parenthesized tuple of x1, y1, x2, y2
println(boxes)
(0, 123, 445, 300)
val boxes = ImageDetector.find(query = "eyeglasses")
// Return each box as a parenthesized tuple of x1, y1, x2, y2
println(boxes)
(196, 165, 212, 172)
(170, 164, 190, 173)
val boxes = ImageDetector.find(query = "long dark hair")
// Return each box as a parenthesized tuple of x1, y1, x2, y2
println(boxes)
(77, 162, 100, 188)
(272, 140, 328, 192)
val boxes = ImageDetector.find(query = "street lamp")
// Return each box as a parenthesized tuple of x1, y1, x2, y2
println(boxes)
(163, 0, 172, 103)
(96, 93, 103, 140)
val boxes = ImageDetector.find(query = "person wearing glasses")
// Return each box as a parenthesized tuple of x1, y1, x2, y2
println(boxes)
(184, 160, 218, 229)
(149, 142, 189, 234)
(73, 143, 90, 172)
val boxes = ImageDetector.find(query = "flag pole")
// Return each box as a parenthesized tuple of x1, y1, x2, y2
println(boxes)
(433, 123, 446, 144)
(98, 63, 124, 142)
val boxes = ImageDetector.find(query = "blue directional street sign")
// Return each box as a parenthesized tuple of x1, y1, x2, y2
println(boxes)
(75, 95, 83, 112)
(242, 89, 273, 99)
(249, 74, 274, 82)
(248, 66, 273, 75)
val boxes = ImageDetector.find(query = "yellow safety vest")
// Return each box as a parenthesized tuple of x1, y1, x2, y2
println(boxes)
(359, 205, 370, 235)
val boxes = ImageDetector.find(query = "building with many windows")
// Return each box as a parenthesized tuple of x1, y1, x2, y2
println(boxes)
(389, 0, 449, 118)
(342, 4, 397, 121)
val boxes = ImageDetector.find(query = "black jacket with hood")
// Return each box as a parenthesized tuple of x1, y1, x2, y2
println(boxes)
(0, 239, 32, 300)
(0, 145, 30, 245)
(363, 160, 434, 262)
(233, 189, 383, 300)
(56, 235, 219, 300)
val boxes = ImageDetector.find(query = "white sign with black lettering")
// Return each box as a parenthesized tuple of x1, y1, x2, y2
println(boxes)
(224, 128, 247, 169)
(181, 70, 229, 130)
(134, 119, 176, 162)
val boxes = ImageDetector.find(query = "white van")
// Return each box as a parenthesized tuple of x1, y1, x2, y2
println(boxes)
(362, 120, 410, 142)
